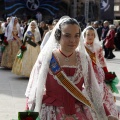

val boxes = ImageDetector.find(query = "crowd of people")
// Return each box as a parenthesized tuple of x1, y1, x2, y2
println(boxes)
(0, 15, 120, 120)
(91, 20, 120, 59)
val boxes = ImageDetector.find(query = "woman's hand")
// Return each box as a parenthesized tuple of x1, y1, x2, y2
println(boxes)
(108, 116, 118, 120)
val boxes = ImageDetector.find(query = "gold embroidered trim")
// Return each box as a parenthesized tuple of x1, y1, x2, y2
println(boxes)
(85, 47, 96, 64)
(56, 72, 92, 108)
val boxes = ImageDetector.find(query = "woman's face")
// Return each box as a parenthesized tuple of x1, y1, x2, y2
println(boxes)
(60, 24, 80, 52)
(14, 18, 18, 24)
(40, 22, 45, 28)
(31, 22, 36, 31)
(84, 29, 95, 44)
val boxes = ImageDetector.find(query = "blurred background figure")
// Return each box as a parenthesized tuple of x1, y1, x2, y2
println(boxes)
(114, 22, 120, 51)
(0, 39, 2, 65)
(40, 19, 59, 49)
(93, 21, 102, 41)
(104, 24, 116, 59)
(36, 11, 42, 23)
(0, 21, 4, 43)
(12, 20, 41, 77)
(101, 21, 109, 58)
(38, 21, 48, 39)
(1, 17, 23, 69)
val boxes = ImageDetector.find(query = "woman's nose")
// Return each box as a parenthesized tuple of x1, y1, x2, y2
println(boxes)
(69, 37, 76, 42)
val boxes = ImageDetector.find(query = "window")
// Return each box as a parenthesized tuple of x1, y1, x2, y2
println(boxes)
(114, 5, 120, 11)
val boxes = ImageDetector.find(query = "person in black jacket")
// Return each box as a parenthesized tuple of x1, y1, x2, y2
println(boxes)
(114, 22, 120, 50)
(38, 21, 48, 39)
(101, 21, 109, 58)
(93, 21, 103, 41)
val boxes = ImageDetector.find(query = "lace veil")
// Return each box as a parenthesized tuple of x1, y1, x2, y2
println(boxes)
(82, 26, 107, 67)
(82, 26, 101, 49)
(24, 20, 41, 42)
(25, 17, 108, 120)
(5, 17, 23, 41)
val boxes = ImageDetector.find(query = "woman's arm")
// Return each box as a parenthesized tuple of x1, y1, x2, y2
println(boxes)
(97, 47, 108, 69)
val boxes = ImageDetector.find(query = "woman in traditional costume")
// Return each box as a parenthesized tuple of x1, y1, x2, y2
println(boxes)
(25, 17, 119, 120)
(82, 26, 119, 119)
(12, 20, 41, 77)
(82, 26, 116, 81)
(1, 17, 23, 68)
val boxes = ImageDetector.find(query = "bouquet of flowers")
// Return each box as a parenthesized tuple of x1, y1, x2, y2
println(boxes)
(105, 72, 119, 93)
(17, 45, 27, 59)
(18, 110, 40, 120)
(3, 39, 8, 45)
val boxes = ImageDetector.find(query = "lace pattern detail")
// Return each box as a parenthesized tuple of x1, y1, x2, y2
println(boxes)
(83, 58, 108, 120)
(40, 103, 94, 120)
(93, 64, 105, 84)
(96, 47, 107, 67)
(49, 51, 83, 85)
(103, 84, 119, 117)
(85, 44, 95, 53)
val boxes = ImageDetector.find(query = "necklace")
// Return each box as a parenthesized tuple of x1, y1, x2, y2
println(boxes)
(59, 49, 73, 62)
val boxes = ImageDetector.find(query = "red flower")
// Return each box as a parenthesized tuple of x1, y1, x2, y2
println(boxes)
(25, 116, 33, 120)
(22, 116, 33, 120)
(20, 45, 27, 51)
(105, 72, 116, 82)
(3, 40, 8, 45)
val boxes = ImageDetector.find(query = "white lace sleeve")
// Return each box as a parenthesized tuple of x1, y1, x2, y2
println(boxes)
(96, 46, 107, 67)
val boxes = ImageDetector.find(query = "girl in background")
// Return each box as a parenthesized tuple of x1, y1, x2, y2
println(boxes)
(82, 26, 119, 119)
(12, 21, 41, 77)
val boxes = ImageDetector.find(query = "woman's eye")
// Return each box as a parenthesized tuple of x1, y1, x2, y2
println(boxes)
(75, 35, 80, 38)
(65, 34, 70, 37)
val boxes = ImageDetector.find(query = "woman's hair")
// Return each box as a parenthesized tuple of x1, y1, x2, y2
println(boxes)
(31, 21, 37, 25)
(84, 26, 95, 37)
(54, 18, 80, 41)
(109, 24, 115, 29)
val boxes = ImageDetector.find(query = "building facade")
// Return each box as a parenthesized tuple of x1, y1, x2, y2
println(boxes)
(0, 0, 120, 22)
(70, 0, 120, 22)
(114, 0, 120, 19)
(0, 0, 70, 20)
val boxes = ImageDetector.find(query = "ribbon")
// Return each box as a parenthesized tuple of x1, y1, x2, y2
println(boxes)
(17, 51, 23, 59)
(106, 77, 119, 94)
(1, 46, 5, 53)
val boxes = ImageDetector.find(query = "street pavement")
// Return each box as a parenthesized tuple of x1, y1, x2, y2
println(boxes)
(0, 50, 120, 120)
(0, 69, 28, 120)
